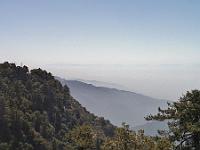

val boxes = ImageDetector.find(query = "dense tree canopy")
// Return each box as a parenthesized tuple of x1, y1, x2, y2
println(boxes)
(0, 62, 114, 150)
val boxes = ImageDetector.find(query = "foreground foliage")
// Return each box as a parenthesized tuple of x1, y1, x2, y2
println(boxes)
(147, 90, 200, 149)
(102, 123, 173, 150)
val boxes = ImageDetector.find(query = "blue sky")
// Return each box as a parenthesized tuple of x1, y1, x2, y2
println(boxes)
(1, 1, 200, 99)
(0, 0, 200, 66)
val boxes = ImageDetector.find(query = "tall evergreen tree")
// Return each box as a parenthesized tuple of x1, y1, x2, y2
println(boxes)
(146, 90, 200, 149)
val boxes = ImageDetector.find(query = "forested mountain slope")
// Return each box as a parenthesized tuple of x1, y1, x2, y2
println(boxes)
(0, 62, 114, 150)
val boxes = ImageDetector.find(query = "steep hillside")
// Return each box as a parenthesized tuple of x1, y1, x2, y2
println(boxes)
(0, 62, 114, 150)
(59, 79, 169, 127)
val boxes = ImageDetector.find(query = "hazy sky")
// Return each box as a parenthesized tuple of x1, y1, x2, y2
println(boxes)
(0, 0, 200, 99)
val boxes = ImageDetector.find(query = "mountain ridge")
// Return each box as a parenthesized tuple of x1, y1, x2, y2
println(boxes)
(57, 77, 169, 127)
